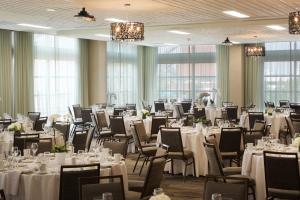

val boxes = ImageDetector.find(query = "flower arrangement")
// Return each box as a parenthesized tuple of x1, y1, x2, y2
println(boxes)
(48, 114, 60, 125)
(266, 107, 274, 116)
(51, 145, 68, 153)
(292, 133, 300, 151)
(7, 122, 24, 133)
(141, 109, 151, 119)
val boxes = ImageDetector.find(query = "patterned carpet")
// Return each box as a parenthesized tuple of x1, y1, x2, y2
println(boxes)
(125, 154, 204, 200)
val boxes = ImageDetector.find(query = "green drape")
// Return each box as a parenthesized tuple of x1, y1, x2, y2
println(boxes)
(79, 39, 89, 107)
(216, 45, 229, 106)
(137, 46, 144, 108)
(143, 46, 158, 103)
(245, 55, 264, 111)
(14, 31, 34, 115)
(0, 30, 13, 115)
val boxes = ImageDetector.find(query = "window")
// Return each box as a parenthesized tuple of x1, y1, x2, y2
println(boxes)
(157, 45, 216, 100)
(107, 42, 140, 106)
(33, 34, 80, 115)
(264, 42, 300, 104)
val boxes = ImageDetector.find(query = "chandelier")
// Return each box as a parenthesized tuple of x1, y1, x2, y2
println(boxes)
(222, 37, 233, 46)
(74, 7, 95, 22)
(245, 45, 265, 57)
(110, 22, 144, 41)
(289, 11, 300, 34)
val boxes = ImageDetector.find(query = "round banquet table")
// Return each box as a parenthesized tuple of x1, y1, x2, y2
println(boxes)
(0, 154, 128, 200)
(241, 147, 300, 200)
(157, 125, 221, 177)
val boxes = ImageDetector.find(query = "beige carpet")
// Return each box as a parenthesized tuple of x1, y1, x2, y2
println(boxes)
(125, 154, 204, 200)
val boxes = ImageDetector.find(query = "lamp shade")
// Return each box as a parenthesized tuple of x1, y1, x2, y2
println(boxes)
(289, 11, 300, 34)
(110, 22, 144, 41)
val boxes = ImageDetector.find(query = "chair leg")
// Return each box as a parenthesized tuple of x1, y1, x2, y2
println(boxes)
(139, 157, 148, 176)
(192, 157, 196, 177)
(250, 186, 256, 200)
(133, 153, 141, 173)
(171, 159, 174, 175)
(183, 160, 187, 182)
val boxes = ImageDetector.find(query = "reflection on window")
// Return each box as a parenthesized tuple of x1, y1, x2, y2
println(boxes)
(33, 34, 79, 115)
(157, 45, 216, 100)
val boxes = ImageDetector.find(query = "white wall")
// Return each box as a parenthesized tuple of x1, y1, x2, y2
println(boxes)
(229, 45, 244, 109)
(88, 40, 107, 104)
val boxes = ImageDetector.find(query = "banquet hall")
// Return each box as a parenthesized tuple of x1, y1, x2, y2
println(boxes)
(0, 0, 300, 200)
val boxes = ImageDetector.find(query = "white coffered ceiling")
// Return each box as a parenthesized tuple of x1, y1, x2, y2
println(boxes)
(1, 0, 300, 45)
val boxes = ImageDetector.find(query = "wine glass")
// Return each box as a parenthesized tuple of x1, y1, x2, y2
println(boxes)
(102, 193, 113, 200)
(31, 143, 39, 157)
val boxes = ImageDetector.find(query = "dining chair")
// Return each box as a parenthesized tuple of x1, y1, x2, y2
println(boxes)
(222, 101, 233, 107)
(79, 175, 126, 200)
(54, 121, 70, 143)
(95, 111, 109, 129)
(85, 126, 95, 152)
(279, 100, 289, 107)
(132, 120, 157, 175)
(91, 113, 113, 144)
(72, 131, 88, 153)
(0, 189, 5, 200)
(103, 141, 127, 158)
(34, 116, 48, 131)
(14, 133, 40, 155)
(28, 112, 40, 130)
(290, 112, 300, 120)
(193, 107, 206, 120)
(203, 142, 256, 199)
(72, 104, 82, 119)
(219, 127, 242, 166)
(263, 151, 300, 199)
(25, 137, 52, 154)
(203, 175, 249, 200)
(150, 116, 167, 140)
(81, 108, 93, 126)
(128, 155, 166, 199)
(126, 103, 136, 110)
(154, 101, 166, 112)
(109, 115, 133, 145)
(248, 112, 264, 130)
(59, 163, 100, 200)
(290, 103, 300, 113)
(180, 101, 192, 113)
(113, 108, 125, 116)
(160, 127, 196, 181)
(243, 120, 265, 147)
(225, 106, 238, 123)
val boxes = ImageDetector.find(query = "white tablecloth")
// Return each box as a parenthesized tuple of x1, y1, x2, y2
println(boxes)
(205, 107, 222, 124)
(0, 156, 128, 200)
(241, 148, 300, 200)
(157, 126, 221, 177)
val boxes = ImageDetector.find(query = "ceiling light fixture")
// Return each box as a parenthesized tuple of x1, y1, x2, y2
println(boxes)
(223, 10, 249, 18)
(74, 7, 95, 22)
(110, 3, 144, 42)
(17, 23, 52, 29)
(105, 18, 126, 23)
(46, 8, 56, 12)
(245, 36, 265, 57)
(222, 37, 233, 45)
(289, 11, 300, 34)
(266, 25, 286, 30)
(168, 30, 191, 35)
(94, 34, 111, 38)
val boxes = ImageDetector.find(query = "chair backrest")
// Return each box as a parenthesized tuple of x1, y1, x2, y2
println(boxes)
(177, 104, 185, 118)
(25, 137, 52, 154)
(158, 99, 167, 103)
(126, 103, 136, 110)
(79, 175, 125, 200)
(103, 141, 127, 158)
(248, 112, 264, 130)
(160, 127, 184, 153)
(85, 126, 95, 152)
(289, 112, 300, 120)
(253, 120, 265, 131)
(54, 122, 70, 142)
(72, 104, 82, 119)
(141, 155, 166, 198)
(263, 151, 300, 197)
(133, 120, 148, 144)
(154, 101, 165, 112)
(90, 113, 99, 132)
(113, 108, 125, 116)
(151, 116, 167, 135)
(28, 112, 40, 129)
(242, 130, 263, 147)
(226, 106, 238, 121)
(279, 100, 289, 107)
(72, 132, 88, 153)
(219, 128, 242, 154)
(265, 101, 275, 108)
(59, 164, 100, 200)
(0, 119, 12, 131)
(193, 107, 206, 119)
(34, 116, 48, 131)
(289, 103, 300, 113)
(180, 102, 192, 113)
(96, 111, 109, 128)
(0, 189, 5, 200)
(81, 108, 93, 123)
(286, 117, 295, 138)
(109, 116, 126, 136)
(222, 102, 233, 107)
(203, 142, 224, 176)
(14, 133, 40, 155)
(203, 175, 248, 200)
(291, 118, 300, 137)
(68, 106, 74, 120)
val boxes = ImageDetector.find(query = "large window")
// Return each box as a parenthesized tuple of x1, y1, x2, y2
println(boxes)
(33, 34, 80, 115)
(157, 45, 216, 99)
(264, 42, 300, 104)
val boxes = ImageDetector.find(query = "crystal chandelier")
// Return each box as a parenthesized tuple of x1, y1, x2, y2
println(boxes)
(110, 22, 144, 41)
(245, 45, 265, 57)
(289, 11, 300, 34)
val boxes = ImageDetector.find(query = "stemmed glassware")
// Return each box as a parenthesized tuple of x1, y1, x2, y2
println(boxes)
(31, 143, 39, 157)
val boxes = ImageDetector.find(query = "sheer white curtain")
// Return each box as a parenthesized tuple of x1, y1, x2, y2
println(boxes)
(107, 42, 141, 106)
(264, 42, 300, 104)
(33, 34, 80, 115)
(157, 45, 216, 100)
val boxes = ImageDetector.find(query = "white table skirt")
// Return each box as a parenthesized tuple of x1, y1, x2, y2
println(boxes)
(0, 161, 128, 200)
(157, 126, 221, 177)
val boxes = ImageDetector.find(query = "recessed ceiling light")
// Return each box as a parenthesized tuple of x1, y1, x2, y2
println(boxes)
(231, 41, 240, 44)
(94, 34, 111, 38)
(223, 10, 249, 18)
(46, 8, 56, 12)
(105, 18, 126, 23)
(163, 43, 178, 46)
(168, 30, 191, 35)
(17, 23, 52, 29)
(266, 25, 286, 31)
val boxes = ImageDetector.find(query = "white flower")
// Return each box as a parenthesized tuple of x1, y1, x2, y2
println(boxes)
(49, 114, 60, 123)
(142, 109, 149, 114)
(7, 122, 23, 131)
(292, 137, 300, 147)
